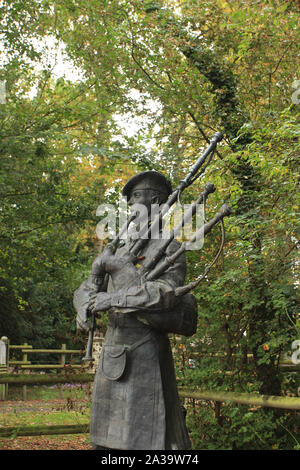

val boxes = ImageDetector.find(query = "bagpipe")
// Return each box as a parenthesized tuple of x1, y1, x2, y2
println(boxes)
(82, 132, 232, 361)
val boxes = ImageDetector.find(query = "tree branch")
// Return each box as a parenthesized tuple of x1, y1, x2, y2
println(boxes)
(130, 41, 166, 91)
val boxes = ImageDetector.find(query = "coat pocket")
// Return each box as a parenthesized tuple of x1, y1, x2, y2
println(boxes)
(100, 345, 127, 381)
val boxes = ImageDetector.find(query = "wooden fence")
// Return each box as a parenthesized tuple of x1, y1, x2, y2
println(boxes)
(0, 372, 299, 438)
(0, 372, 300, 438)
(8, 343, 87, 370)
(0, 337, 299, 439)
(0, 373, 299, 410)
(0, 337, 97, 400)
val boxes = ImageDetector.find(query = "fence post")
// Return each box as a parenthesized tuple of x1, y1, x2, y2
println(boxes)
(22, 343, 28, 401)
(0, 336, 8, 400)
(60, 344, 66, 398)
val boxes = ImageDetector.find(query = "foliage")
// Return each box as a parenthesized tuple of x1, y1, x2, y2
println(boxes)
(185, 402, 300, 450)
(0, 0, 299, 449)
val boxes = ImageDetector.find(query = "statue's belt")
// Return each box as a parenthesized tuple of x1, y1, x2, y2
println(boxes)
(107, 310, 151, 329)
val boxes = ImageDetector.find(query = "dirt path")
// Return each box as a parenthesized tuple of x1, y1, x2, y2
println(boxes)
(0, 434, 91, 450)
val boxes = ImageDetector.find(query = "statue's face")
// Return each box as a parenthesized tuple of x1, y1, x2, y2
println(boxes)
(128, 180, 161, 222)
(128, 188, 153, 211)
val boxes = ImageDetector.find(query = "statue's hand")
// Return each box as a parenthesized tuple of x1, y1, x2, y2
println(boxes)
(103, 252, 143, 291)
(91, 246, 144, 291)
(103, 251, 137, 274)
(88, 292, 112, 314)
(91, 244, 115, 280)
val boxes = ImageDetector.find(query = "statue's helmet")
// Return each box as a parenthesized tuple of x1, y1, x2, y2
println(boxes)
(122, 170, 172, 201)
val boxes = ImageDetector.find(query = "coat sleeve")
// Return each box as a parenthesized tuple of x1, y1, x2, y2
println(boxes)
(73, 276, 98, 331)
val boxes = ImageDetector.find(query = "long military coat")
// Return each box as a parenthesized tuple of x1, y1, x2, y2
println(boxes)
(73, 237, 193, 450)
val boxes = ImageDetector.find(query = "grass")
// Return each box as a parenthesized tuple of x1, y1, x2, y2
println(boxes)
(0, 384, 91, 429)
(0, 407, 90, 427)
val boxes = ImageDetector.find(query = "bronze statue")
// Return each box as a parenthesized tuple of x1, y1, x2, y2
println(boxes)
(74, 171, 195, 450)
(73, 134, 231, 450)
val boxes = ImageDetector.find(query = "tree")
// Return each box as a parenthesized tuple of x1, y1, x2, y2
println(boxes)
(0, 0, 299, 448)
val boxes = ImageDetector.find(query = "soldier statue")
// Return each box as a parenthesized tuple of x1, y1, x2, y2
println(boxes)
(73, 171, 198, 450)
